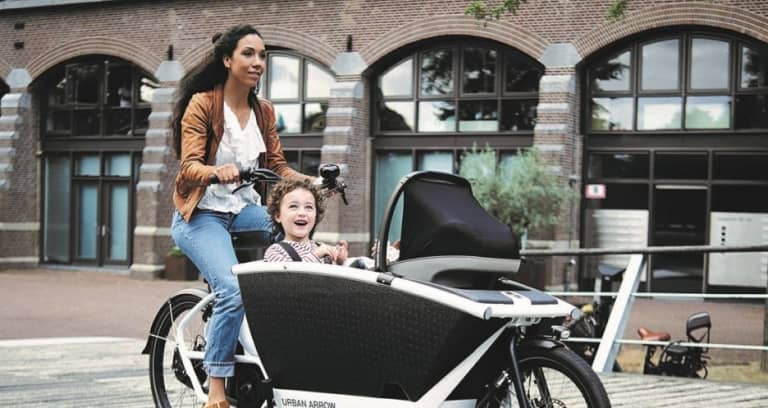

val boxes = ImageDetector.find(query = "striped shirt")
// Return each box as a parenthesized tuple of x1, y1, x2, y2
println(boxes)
(262, 240, 331, 264)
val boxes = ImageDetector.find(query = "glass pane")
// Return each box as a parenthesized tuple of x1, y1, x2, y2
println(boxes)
(78, 184, 98, 259)
(268, 55, 300, 99)
(48, 72, 67, 106)
(505, 52, 542, 92)
(305, 62, 333, 99)
(714, 153, 768, 181)
(741, 45, 768, 88)
(598, 183, 648, 210)
(73, 109, 102, 136)
(421, 48, 453, 96)
(374, 152, 412, 241)
(712, 185, 768, 212)
(459, 100, 497, 131)
(690, 38, 729, 90)
(105, 153, 131, 176)
(76, 155, 100, 176)
(47, 109, 71, 134)
(380, 58, 413, 97)
(591, 50, 631, 92)
(500, 100, 537, 131)
(499, 151, 519, 174)
(686, 96, 730, 129)
(284, 150, 299, 170)
(588, 153, 649, 178)
(43, 156, 71, 263)
(418, 101, 455, 132)
(655, 153, 707, 179)
(641, 39, 679, 90)
(106, 65, 132, 107)
(105, 107, 131, 135)
(417, 151, 453, 172)
(463, 47, 496, 94)
(273, 103, 301, 133)
(109, 184, 129, 261)
(69, 63, 101, 104)
(301, 151, 321, 177)
(133, 107, 151, 136)
(379, 101, 415, 131)
(734, 94, 768, 129)
(304, 103, 328, 132)
(638, 97, 681, 130)
(590, 97, 633, 130)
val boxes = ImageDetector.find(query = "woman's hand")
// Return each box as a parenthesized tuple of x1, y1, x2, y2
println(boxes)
(213, 163, 240, 184)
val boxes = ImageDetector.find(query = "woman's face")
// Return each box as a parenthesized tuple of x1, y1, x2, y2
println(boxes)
(275, 188, 317, 242)
(223, 33, 266, 89)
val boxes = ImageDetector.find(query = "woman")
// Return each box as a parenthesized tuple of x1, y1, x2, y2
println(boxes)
(170, 24, 308, 408)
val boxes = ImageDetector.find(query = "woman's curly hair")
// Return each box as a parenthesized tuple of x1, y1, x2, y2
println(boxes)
(267, 178, 325, 238)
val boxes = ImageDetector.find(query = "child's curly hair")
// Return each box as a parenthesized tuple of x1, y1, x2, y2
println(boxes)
(267, 178, 325, 237)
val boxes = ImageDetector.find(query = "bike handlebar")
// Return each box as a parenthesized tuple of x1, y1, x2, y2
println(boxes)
(208, 164, 349, 205)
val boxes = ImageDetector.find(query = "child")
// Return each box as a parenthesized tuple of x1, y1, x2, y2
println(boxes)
(263, 178, 348, 264)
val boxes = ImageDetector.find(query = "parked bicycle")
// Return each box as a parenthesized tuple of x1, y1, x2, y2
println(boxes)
(638, 311, 711, 378)
(143, 170, 610, 407)
(564, 263, 625, 371)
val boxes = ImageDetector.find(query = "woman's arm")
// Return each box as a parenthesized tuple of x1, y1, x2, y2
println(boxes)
(178, 93, 217, 185)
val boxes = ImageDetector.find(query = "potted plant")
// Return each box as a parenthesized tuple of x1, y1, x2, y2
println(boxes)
(164, 246, 199, 281)
(459, 146, 576, 287)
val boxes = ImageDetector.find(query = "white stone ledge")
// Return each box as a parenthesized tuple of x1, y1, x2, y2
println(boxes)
(148, 112, 172, 121)
(534, 123, 568, 133)
(540, 75, 575, 94)
(323, 126, 352, 137)
(321, 144, 352, 154)
(313, 232, 370, 243)
(535, 144, 565, 153)
(135, 226, 172, 236)
(0, 256, 37, 263)
(140, 163, 166, 173)
(143, 146, 170, 154)
(326, 107, 357, 117)
(0, 131, 17, 140)
(137, 180, 162, 192)
(0, 222, 39, 231)
(537, 103, 570, 114)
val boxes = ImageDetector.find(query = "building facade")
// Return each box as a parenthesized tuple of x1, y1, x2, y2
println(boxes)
(0, 0, 766, 292)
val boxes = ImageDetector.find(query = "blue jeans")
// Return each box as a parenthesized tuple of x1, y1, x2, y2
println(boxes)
(171, 204, 272, 378)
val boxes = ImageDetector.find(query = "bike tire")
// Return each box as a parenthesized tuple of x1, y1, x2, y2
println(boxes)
(148, 292, 209, 408)
(484, 346, 611, 408)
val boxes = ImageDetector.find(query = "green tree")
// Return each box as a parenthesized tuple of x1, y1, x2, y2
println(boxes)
(466, 0, 630, 23)
(459, 146, 575, 237)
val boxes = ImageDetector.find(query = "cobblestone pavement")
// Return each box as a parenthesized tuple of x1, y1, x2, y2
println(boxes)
(2, 338, 767, 407)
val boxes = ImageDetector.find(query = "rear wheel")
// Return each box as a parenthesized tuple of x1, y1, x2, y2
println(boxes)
(148, 293, 209, 408)
(481, 346, 611, 408)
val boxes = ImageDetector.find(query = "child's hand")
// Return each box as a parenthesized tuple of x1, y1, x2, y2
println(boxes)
(335, 240, 349, 265)
(312, 243, 339, 263)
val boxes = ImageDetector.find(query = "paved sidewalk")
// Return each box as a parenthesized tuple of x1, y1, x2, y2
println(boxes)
(1, 337, 767, 407)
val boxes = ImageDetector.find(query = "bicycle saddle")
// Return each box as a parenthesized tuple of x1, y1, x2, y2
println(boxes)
(637, 327, 671, 342)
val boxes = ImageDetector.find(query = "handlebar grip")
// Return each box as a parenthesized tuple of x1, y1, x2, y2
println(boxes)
(209, 173, 220, 184)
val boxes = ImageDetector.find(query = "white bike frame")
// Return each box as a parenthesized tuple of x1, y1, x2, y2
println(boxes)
(174, 262, 578, 408)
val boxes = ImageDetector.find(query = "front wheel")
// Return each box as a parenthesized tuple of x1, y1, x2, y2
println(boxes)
(148, 292, 210, 408)
(482, 346, 611, 408)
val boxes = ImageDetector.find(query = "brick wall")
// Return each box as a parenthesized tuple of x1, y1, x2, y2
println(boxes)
(0, 0, 767, 283)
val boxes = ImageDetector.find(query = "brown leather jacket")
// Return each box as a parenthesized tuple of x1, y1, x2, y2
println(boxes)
(173, 85, 306, 221)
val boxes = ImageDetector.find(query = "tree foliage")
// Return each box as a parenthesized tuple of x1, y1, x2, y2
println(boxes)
(465, 0, 631, 23)
(459, 146, 575, 236)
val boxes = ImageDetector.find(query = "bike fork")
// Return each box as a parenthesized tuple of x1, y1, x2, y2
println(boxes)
(508, 335, 531, 408)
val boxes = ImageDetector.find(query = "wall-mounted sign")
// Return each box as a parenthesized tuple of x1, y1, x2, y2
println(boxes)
(585, 184, 606, 199)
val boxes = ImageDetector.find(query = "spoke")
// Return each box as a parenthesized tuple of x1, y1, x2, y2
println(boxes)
(532, 367, 553, 406)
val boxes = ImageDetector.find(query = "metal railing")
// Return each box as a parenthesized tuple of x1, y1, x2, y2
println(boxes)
(520, 244, 768, 373)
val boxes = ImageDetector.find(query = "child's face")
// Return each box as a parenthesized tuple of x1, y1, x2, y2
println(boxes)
(275, 188, 317, 242)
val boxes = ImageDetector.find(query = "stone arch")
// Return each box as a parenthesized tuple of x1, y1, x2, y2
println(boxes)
(179, 25, 337, 71)
(575, 2, 768, 60)
(360, 15, 549, 66)
(27, 37, 161, 80)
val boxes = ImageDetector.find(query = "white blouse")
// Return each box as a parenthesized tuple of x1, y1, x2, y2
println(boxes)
(197, 102, 267, 213)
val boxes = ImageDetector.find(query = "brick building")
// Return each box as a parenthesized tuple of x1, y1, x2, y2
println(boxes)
(0, 0, 766, 292)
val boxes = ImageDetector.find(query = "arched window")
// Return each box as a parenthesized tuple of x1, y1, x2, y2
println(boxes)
(259, 51, 334, 176)
(582, 29, 768, 293)
(0, 80, 8, 116)
(41, 56, 158, 139)
(37, 56, 155, 267)
(372, 39, 544, 239)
